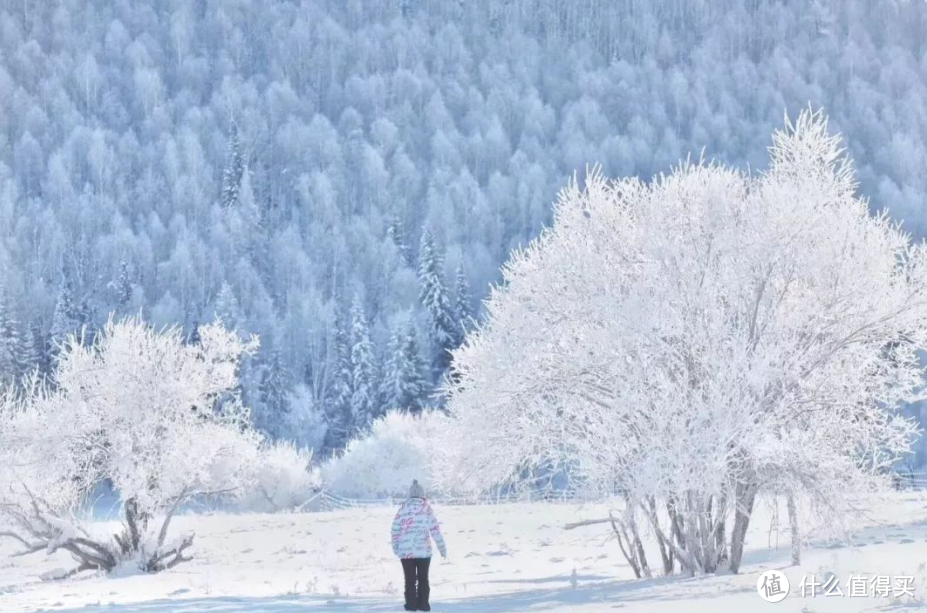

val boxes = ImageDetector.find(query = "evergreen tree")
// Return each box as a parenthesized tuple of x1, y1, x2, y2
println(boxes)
(229, 164, 264, 262)
(50, 275, 81, 354)
(453, 263, 472, 337)
(115, 257, 133, 308)
(323, 299, 353, 452)
(382, 316, 428, 414)
(349, 294, 379, 430)
(221, 122, 244, 209)
(0, 287, 21, 386)
(259, 348, 290, 437)
(18, 321, 44, 379)
(387, 217, 411, 265)
(418, 229, 459, 373)
(214, 281, 243, 331)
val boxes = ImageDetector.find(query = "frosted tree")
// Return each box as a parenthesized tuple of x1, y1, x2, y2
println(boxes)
(418, 229, 459, 373)
(18, 322, 44, 378)
(221, 122, 244, 209)
(214, 281, 243, 332)
(114, 257, 133, 309)
(387, 217, 411, 265)
(228, 164, 263, 261)
(259, 349, 291, 437)
(382, 316, 428, 414)
(0, 317, 263, 575)
(323, 301, 353, 452)
(0, 286, 22, 387)
(349, 294, 379, 430)
(283, 383, 328, 452)
(438, 111, 927, 576)
(49, 275, 81, 354)
(453, 263, 472, 336)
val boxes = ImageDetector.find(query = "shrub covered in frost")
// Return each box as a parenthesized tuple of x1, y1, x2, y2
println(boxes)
(239, 440, 321, 512)
(321, 410, 449, 499)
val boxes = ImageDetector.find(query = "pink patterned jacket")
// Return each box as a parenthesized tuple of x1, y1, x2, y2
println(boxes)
(390, 497, 447, 559)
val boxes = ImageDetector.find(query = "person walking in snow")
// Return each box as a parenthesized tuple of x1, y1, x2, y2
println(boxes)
(391, 479, 447, 611)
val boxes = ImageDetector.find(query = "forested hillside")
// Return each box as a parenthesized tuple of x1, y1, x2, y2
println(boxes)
(1, 0, 926, 456)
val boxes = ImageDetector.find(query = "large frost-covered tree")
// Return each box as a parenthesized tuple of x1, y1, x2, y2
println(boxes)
(438, 112, 927, 576)
(0, 317, 263, 575)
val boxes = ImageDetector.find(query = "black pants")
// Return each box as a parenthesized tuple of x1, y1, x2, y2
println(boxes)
(400, 557, 431, 611)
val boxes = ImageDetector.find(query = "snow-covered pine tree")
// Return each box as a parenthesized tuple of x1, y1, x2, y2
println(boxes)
(387, 217, 411, 265)
(18, 321, 44, 379)
(0, 286, 21, 387)
(49, 275, 81, 355)
(214, 281, 243, 332)
(382, 316, 428, 414)
(259, 348, 291, 437)
(323, 299, 353, 452)
(231, 164, 264, 260)
(349, 294, 379, 431)
(418, 229, 459, 374)
(221, 122, 244, 209)
(453, 263, 472, 337)
(115, 257, 132, 308)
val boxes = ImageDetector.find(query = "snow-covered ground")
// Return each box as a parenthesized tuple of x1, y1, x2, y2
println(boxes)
(2, 493, 927, 612)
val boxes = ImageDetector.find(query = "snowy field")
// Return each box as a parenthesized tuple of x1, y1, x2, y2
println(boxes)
(2, 493, 927, 613)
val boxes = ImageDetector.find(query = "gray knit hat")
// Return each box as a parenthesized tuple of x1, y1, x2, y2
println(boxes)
(409, 479, 426, 499)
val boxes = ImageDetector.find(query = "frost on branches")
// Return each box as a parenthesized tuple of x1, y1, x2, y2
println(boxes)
(437, 111, 927, 576)
(0, 317, 262, 575)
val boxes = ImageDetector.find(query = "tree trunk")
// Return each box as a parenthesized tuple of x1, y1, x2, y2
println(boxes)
(122, 498, 149, 553)
(627, 512, 652, 579)
(610, 515, 642, 579)
(666, 496, 695, 575)
(644, 496, 674, 575)
(787, 492, 800, 566)
(713, 494, 728, 568)
(729, 479, 758, 574)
